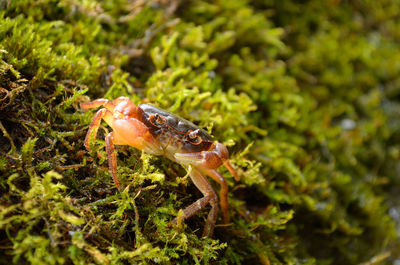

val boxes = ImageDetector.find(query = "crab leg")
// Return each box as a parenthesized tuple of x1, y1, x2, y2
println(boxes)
(202, 169, 229, 224)
(174, 146, 237, 226)
(112, 96, 130, 106)
(174, 168, 218, 237)
(84, 108, 114, 151)
(81, 99, 115, 111)
(224, 161, 239, 181)
(105, 132, 121, 190)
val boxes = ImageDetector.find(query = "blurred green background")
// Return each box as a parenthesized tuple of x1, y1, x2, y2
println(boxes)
(1, 0, 399, 264)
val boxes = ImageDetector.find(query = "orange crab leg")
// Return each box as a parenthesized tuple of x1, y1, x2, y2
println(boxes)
(173, 168, 218, 237)
(81, 99, 115, 112)
(112, 97, 130, 106)
(105, 132, 121, 190)
(84, 108, 114, 151)
(174, 146, 238, 226)
(224, 161, 239, 181)
(203, 169, 229, 224)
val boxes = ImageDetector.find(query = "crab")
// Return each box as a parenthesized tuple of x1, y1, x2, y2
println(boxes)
(81, 97, 239, 236)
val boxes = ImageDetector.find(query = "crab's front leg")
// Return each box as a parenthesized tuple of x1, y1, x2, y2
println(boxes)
(173, 168, 218, 237)
(83, 108, 114, 151)
(174, 143, 238, 224)
(81, 108, 121, 189)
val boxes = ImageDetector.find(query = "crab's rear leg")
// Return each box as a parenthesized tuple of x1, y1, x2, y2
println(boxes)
(82, 108, 122, 189)
(83, 108, 114, 151)
(106, 132, 127, 190)
(173, 168, 218, 237)
(81, 99, 115, 112)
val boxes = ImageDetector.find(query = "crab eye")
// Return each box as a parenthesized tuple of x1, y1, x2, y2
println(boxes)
(190, 136, 202, 144)
(155, 114, 165, 124)
(188, 130, 203, 145)
(150, 114, 165, 127)
(188, 129, 199, 139)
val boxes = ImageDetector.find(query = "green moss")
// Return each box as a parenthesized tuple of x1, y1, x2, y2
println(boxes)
(1, 0, 399, 264)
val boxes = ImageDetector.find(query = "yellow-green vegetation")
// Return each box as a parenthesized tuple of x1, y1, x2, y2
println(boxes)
(1, 0, 399, 264)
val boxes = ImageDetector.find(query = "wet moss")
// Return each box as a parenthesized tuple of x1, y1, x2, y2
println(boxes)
(1, 0, 399, 264)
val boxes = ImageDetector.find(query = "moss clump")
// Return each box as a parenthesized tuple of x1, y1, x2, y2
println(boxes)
(1, 0, 399, 264)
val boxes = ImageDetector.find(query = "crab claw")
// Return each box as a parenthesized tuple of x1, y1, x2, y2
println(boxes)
(174, 143, 239, 181)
